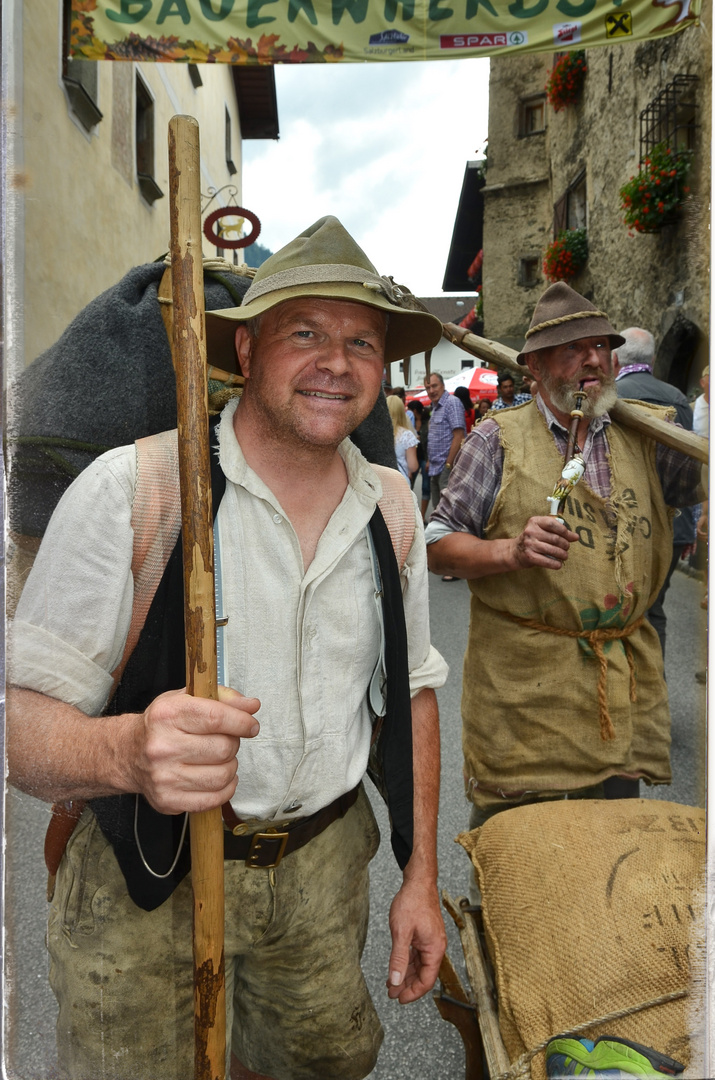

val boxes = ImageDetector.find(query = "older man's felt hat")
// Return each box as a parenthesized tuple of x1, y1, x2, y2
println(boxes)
(516, 281, 625, 364)
(206, 216, 443, 367)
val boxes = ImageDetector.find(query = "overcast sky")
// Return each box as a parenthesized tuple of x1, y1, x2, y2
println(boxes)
(241, 58, 490, 297)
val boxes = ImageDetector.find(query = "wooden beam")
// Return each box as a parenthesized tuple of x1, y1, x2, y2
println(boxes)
(442, 323, 708, 465)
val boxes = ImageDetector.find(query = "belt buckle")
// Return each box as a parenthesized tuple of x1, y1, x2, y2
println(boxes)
(246, 828, 289, 869)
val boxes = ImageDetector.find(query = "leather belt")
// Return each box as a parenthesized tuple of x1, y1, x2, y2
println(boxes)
(222, 784, 360, 869)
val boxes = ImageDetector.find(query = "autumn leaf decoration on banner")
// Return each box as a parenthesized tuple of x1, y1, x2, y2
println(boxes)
(70, 0, 344, 63)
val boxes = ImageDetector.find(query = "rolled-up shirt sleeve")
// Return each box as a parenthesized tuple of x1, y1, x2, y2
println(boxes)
(425, 420, 504, 545)
(8, 447, 137, 716)
(401, 496, 449, 696)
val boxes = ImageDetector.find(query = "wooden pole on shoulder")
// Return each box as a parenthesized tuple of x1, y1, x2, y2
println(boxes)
(168, 114, 226, 1080)
(442, 322, 709, 465)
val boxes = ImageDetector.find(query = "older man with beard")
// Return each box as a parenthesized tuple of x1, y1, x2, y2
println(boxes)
(426, 282, 703, 829)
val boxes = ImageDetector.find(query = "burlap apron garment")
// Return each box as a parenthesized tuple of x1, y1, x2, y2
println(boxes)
(457, 799, 706, 1080)
(463, 400, 674, 805)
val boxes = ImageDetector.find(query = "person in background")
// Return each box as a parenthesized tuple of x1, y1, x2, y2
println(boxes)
(409, 400, 431, 522)
(424, 373, 466, 514)
(613, 327, 698, 658)
(453, 386, 476, 434)
(693, 366, 709, 438)
(387, 393, 420, 484)
(476, 398, 492, 419)
(491, 370, 532, 411)
(390, 386, 416, 430)
(520, 373, 534, 396)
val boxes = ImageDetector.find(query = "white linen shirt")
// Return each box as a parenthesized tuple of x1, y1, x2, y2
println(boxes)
(9, 398, 448, 822)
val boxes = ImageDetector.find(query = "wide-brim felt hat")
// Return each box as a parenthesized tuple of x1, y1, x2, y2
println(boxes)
(516, 281, 625, 364)
(206, 215, 443, 369)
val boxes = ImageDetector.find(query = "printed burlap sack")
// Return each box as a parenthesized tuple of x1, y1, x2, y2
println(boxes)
(458, 799, 706, 1080)
(462, 401, 674, 804)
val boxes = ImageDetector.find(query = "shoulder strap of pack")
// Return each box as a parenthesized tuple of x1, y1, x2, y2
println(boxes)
(108, 429, 181, 696)
(47, 429, 182, 888)
(113, 448, 415, 702)
(370, 464, 417, 571)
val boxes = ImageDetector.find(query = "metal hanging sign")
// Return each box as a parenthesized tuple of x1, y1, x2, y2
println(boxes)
(71, 0, 700, 64)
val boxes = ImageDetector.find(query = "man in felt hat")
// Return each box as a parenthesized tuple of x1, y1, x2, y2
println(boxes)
(7, 217, 448, 1080)
(425, 281, 703, 830)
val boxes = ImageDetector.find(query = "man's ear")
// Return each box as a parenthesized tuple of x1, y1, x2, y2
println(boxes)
(235, 325, 253, 379)
(523, 353, 540, 380)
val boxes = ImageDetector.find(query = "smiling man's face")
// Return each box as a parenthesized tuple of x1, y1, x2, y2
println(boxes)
(234, 297, 386, 450)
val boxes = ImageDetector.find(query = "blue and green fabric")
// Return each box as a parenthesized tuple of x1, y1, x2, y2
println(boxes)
(546, 1036, 685, 1078)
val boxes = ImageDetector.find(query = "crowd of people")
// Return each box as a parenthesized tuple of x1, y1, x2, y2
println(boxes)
(5, 214, 708, 1080)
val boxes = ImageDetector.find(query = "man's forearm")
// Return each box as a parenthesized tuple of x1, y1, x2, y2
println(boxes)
(445, 429, 465, 470)
(6, 684, 260, 813)
(404, 686, 440, 883)
(384, 685, 446, 1004)
(6, 687, 141, 803)
(427, 531, 518, 580)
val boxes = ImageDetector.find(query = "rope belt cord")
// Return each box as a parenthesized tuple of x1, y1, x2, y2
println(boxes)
(502, 613, 645, 741)
(524, 309, 610, 339)
(494, 988, 688, 1080)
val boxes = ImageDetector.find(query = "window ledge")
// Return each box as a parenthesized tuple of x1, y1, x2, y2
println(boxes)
(137, 173, 164, 205)
(63, 78, 103, 132)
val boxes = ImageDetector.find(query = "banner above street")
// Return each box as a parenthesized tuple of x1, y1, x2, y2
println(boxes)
(71, 0, 700, 63)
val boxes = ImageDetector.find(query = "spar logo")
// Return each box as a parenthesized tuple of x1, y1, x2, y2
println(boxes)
(553, 21, 581, 43)
(369, 29, 410, 45)
(440, 30, 527, 49)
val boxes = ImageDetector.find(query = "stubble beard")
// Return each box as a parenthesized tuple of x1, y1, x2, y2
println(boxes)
(246, 376, 376, 452)
(538, 369, 618, 418)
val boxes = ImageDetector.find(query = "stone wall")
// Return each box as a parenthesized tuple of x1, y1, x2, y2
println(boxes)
(482, 51, 552, 352)
(483, 16, 710, 390)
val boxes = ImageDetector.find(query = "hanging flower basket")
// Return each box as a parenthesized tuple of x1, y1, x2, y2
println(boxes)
(542, 228, 588, 283)
(546, 51, 587, 112)
(619, 143, 693, 234)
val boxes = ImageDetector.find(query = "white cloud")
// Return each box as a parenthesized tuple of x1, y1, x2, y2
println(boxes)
(241, 58, 490, 296)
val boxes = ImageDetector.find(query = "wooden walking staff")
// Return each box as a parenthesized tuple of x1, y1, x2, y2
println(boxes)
(168, 114, 227, 1080)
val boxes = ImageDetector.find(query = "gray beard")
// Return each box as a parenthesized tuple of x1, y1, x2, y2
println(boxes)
(541, 374, 618, 418)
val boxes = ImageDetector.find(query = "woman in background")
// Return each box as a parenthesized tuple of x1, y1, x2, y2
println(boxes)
(453, 385, 476, 433)
(387, 393, 419, 484)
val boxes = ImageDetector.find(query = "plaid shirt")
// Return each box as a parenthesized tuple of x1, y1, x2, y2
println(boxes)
(491, 392, 533, 410)
(426, 395, 703, 542)
(426, 391, 466, 476)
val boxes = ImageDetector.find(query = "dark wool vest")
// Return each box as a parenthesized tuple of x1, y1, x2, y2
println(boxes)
(91, 421, 413, 911)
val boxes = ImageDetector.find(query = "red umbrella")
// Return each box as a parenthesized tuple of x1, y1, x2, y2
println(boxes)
(407, 367, 499, 405)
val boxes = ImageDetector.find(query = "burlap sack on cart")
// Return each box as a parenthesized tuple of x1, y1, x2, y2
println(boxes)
(458, 799, 706, 1080)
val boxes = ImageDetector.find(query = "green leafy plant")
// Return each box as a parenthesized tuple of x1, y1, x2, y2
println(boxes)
(545, 51, 587, 112)
(619, 143, 692, 234)
(542, 228, 588, 283)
